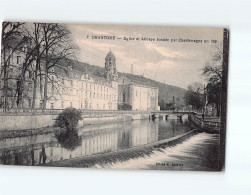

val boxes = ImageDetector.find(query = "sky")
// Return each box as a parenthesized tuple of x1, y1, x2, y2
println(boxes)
(68, 24, 224, 89)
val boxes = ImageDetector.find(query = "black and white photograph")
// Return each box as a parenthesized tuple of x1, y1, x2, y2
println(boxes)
(0, 22, 228, 171)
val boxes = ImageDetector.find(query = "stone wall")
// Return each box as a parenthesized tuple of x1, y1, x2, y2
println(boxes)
(0, 114, 58, 131)
(0, 113, 150, 131)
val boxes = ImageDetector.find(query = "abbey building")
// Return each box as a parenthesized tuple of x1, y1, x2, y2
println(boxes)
(1, 47, 159, 111)
(41, 50, 119, 110)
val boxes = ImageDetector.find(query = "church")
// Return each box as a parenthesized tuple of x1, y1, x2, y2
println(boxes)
(1, 47, 159, 111)
(45, 50, 119, 110)
(117, 75, 159, 111)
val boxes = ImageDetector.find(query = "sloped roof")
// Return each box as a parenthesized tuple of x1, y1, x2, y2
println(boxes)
(105, 50, 116, 59)
(119, 75, 157, 88)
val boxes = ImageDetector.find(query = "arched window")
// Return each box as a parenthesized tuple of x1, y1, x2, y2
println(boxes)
(122, 92, 126, 103)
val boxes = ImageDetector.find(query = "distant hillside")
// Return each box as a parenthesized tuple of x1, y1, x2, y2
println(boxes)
(70, 59, 188, 107)
(118, 72, 187, 107)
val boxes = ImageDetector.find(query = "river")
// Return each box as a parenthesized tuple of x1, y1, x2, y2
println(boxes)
(0, 115, 220, 171)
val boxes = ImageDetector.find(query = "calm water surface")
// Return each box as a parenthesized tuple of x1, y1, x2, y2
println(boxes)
(0, 116, 193, 166)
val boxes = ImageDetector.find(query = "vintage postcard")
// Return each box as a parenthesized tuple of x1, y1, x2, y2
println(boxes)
(0, 22, 228, 171)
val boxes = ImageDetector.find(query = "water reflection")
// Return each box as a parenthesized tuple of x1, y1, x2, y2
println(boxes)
(55, 129, 81, 151)
(0, 115, 191, 166)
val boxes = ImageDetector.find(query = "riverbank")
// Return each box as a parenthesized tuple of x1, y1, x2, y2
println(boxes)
(189, 114, 220, 134)
(0, 111, 150, 131)
(44, 129, 198, 168)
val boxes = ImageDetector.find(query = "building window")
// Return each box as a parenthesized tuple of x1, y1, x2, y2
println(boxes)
(29, 71, 32, 79)
(52, 86, 55, 96)
(93, 93, 95, 99)
(70, 102, 72, 107)
(40, 100, 43, 109)
(81, 103, 83, 109)
(90, 84, 91, 90)
(101, 94, 102, 99)
(136, 90, 138, 97)
(94, 85, 95, 90)
(104, 94, 105, 100)
(17, 56, 21, 64)
(101, 86, 102, 91)
(28, 99, 32, 108)
(51, 103, 54, 110)
(89, 103, 92, 109)
(90, 92, 91, 98)
(123, 93, 126, 103)
(28, 82, 32, 92)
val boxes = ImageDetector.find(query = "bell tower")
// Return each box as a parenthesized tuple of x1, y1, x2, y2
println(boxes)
(105, 50, 118, 81)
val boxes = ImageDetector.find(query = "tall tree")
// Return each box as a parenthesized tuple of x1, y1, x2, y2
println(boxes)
(203, 44, 223, 117)
(1, 22, 25, 109)
(184, 82, 204, 111)
(40, 23, 78, 109)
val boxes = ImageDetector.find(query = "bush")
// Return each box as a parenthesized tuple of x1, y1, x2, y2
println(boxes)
(54, 108, 83, 131)
(54, 108, 82, 150)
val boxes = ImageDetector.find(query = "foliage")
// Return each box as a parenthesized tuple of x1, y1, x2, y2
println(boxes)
(54, 128, 81, 151)
(53, 108, 82, 150)
(184, 82, 204, 111)
(159, 100, 176, 110)
(54, 108, 83, 130)
(202, 44, 223, 117)
(1, 22, 78, 109)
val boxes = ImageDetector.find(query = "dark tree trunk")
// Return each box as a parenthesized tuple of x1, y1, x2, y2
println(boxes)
(43, 68, 48, 110)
